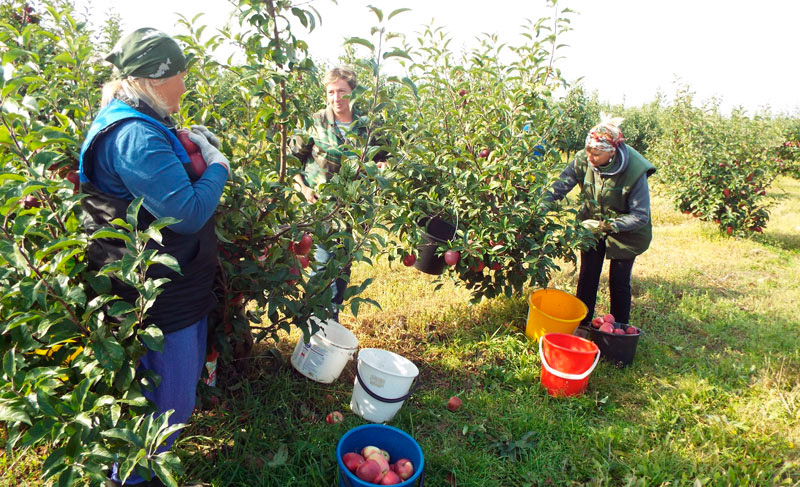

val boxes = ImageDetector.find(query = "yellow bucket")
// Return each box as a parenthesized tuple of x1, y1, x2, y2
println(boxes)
(525, 289, 588, 340)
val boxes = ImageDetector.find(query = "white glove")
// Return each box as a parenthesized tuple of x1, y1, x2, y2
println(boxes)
(581, 219, 600, 231)
(190, 125, 221, 148)
(188, 128, 229, 173)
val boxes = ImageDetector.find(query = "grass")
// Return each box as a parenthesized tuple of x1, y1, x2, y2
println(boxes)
(3, 176, 799, 486)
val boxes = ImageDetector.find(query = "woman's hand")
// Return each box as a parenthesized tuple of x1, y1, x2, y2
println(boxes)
(188, 128, 229, 173)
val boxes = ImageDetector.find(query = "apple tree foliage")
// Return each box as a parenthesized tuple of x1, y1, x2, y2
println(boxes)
(375, 3, 597, 301)
(773, 119, 800, 179)
(648, 86, 781, 235)
(0, 2, 201, 486)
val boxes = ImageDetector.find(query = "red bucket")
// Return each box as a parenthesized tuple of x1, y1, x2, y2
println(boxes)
(539, 333, 600, 397)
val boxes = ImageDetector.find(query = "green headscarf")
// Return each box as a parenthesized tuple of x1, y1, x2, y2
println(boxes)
(105, 28, 186, 79)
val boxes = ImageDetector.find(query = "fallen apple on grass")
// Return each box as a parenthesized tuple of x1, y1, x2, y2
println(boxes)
(447, 396, 462, 412)
(325, 411, 343, 424)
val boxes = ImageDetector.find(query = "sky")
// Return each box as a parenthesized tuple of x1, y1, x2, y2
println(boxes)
(73, 0, 800, 116)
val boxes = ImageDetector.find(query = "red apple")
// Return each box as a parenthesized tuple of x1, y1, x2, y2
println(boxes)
(342, 452, 365, 473)
(298, 255, 310, 269)
(458, 88, 467, 97)
(22, 194, 40, 209)
(394, 458, 414, 480)
(366, 453, 390, 479)
(723, 188, 731, 198)
(613, 328, 625, 335)
(625, 326, 639, 335)
(402, 253, 416, 267)
(602, 313, 615, 324)
(177, 129, 200, 154)
(361, 446, 382, 459)
(751, 226, 762, 233)
(470, 260, 485, 272)
(479, 148, 490, 158)
(356, 459, 382, 483)
(325, 411, 343, 424)
(490, 262, 501, 271)
(444, 250, 460, 266)
(446, 396, 462, 412)
(726, 226, 733, 235)
(294, 233, 313, 256)
(599, 323, 615, 334)
(379, 450, 390, 462)
(287, 266, 299, 286)
(189, 151, 207, 176)
(65, 171, 80, 193)
(591, 317, 605, 329)
(380, 470, 402, 485)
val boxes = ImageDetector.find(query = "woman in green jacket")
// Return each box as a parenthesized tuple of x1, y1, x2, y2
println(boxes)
(547, 114, 656, 335)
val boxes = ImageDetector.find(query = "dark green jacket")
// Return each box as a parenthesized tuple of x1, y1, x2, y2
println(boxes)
(573, 145, 656, 259)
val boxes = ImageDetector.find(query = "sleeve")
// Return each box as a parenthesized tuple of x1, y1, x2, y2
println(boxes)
(290, 130, 314, 166)
(112, 122, 227, 235)
(610, 174, 651, 233)
(544, 160, 580, 202)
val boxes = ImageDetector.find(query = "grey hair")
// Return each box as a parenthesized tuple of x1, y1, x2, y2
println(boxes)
(101, 76, 172, 117)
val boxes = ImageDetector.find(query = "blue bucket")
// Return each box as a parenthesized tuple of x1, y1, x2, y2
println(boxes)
(336, 424, 425, 486)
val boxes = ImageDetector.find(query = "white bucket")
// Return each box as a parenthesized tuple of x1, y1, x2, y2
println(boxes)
(291, 318, 358, 384)
(350, 348, 419, 423)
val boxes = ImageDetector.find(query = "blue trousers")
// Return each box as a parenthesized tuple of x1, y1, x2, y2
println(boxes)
(312, 245, 349, 320)
(111, 316, 208, 485)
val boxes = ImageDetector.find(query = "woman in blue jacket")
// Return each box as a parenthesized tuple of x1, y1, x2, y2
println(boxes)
(79, 28, 229, 487)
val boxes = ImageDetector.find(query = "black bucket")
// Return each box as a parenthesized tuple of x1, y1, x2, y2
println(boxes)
(588, 324, 642, 367)
(413, 216, 456, 275)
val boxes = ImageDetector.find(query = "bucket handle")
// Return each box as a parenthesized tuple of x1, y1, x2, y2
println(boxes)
(538, 336, 600, 381)
(355, 366, 420, 404)
(341, 465, 425, 486)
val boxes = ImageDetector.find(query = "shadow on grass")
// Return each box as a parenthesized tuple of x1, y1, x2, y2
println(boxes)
(178, 271, 798, 487)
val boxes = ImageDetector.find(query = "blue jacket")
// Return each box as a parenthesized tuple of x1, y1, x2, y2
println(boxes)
(80, 98, 225, 332)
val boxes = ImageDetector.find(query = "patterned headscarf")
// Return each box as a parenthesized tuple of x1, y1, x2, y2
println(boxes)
(585, 113, 625, 153)
(105, 28, 186, 79)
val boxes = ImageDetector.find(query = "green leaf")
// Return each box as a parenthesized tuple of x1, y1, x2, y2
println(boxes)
(101, 428, 144, 448)
(367, 5, 383, 21)
(36, 389, 61, 419)
(41, 447, 68, 480)
(126, 197, 144, 227)
(344, 37, 374, 51)
(267, 443, 288, 467)
(90, 228, 132, 244)
(0, 400, 31, 425)
(139, 325, 164, 352)
(3, 348, 17, 380)
(92, 337, 125, 370)
(388, 7, 411, 20)
(382, 49, 412, 61)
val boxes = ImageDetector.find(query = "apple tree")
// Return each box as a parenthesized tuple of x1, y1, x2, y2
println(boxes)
(375, 3, 597, 301)
(649, 86, 780, 235)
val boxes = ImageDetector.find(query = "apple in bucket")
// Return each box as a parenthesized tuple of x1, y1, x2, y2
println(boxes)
(342, 452, 365, 472)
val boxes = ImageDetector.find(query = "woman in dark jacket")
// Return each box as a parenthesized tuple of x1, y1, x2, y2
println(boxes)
(79, 28, 229, 487)
(547, 114, 656, 335)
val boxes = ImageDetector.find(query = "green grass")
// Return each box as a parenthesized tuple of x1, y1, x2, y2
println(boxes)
(3, 177, 799, 486)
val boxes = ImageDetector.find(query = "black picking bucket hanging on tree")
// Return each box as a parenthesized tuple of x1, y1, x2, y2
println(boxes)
(413, 215, 456, 275)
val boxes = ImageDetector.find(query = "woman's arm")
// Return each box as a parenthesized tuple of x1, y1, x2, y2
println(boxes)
(609, 174, 651, 233)
(107, 121, 227, 234)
